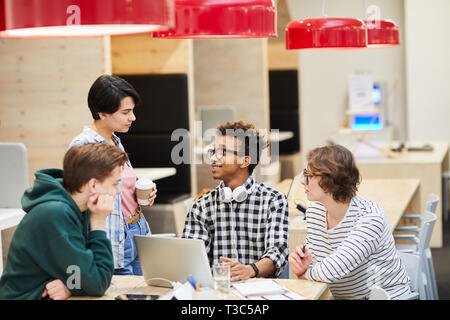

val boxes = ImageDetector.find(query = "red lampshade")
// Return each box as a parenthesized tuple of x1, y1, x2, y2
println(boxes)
(285, 18, 367, 50)
(153, 0, 277, 39)
(0, 0, 175, 38)
(366, 19, 399, 48)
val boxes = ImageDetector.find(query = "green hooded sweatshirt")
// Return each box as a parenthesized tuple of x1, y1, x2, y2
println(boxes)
(0, 168, 114, 300)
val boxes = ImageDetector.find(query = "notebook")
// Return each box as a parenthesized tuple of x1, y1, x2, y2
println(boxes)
(232, 280, 285, 296)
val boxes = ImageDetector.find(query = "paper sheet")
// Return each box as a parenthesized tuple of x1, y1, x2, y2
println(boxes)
(231, 284, 310, 301)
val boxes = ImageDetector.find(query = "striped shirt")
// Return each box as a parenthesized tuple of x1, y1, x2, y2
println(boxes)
(305, 196, 411, 300)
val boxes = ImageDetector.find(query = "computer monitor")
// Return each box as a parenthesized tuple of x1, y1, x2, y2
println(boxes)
(352, 83, 383, 131)
(352, 114, 383, 131)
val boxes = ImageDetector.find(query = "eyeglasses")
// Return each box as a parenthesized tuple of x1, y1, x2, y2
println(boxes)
(207, 148, 239, 160)
(302, 168, 316, 185)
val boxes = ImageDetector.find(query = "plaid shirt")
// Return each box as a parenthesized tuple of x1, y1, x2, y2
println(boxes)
(68, 126, 150, 269)
(182, 177, 289, 277)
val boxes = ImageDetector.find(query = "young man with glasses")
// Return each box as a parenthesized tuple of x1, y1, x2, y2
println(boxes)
(183, 121, 289, 281)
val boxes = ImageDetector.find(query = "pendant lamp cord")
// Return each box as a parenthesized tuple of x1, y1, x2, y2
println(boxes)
(322, 0, 328, 18)
(362, 0, 367, 20)
(322, 0, 368, 20)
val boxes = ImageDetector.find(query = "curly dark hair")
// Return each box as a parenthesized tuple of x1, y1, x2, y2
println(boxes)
(216, 121, 269, 175)
(306, 145, 361, 203)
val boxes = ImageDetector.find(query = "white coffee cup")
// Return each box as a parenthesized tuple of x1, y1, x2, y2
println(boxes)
(135, 178, 155, 206)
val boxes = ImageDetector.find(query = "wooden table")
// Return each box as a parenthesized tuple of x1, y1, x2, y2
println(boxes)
(351, 140, 449, 247)
(71, 275, 328, 300)
(0, 208, 26, 276)
(274, 177, 421, 278)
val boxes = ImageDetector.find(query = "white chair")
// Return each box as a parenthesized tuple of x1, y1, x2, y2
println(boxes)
(369, 251, 422, 300)
(0, 142, 29, 208)
(0, 142, 29, 275)
(369, 252, 421, 300)
(396, 251, 422, 300)
(394, 193, 439, 236)
(368, 286, 391, 300)
(394, 194, 439, 300)
(394, 210, 438, 300)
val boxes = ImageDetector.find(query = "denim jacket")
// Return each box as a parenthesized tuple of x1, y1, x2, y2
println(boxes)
(68, 126, 148, 269)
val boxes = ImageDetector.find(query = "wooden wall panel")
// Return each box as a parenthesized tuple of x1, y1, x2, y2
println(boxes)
(111, 34, 190, 74)
(0, 37, 111, 265)
(268, 0, 299, 70)
(110, 35, 197, 195)
(268, 42, 299, 70)
(193, 38, 270, 131)
(193, 38, 272, 190)
(0, 37, 111, 185)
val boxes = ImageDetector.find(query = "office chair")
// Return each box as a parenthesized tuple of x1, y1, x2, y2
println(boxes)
(0, 142, 29, 208)
(394, 210, 438, 300)
(369, 251, 422, 300)
(394, 193, 439, 236)
(0, 142, 29, 275)
(397, 251, 425, 300)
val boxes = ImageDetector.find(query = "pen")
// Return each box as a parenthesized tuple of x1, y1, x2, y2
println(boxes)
(300, 245, 306, 260)
(188, 275, 197, 290)
(186, 277, 195, 289)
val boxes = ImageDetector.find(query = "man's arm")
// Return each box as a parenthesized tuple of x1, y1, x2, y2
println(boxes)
(260, 193, 290, 277)
(220, 192, 290, 280)
(182, 199, 212, 255)
(37, 197, 115, 298)
(254, 257, 276, 277)
(43, 227, 114, 297)
(219, 256, 275, 281)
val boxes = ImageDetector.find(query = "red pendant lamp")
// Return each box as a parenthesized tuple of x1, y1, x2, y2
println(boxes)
(0, 0, 175, 38)
(285, 17, 366, 50)
(153, 0, 277, 39)
(366, 19, 399, 48)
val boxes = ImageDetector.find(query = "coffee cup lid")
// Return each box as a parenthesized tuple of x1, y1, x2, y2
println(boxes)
(135, 178, 154, 189)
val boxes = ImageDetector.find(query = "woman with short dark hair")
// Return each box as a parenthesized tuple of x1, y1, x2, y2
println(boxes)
(289, 145, 411, 299)
(68, 74, 156, 276)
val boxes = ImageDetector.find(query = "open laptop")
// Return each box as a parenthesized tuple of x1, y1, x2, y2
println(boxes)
(134, 235, 214, 288)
